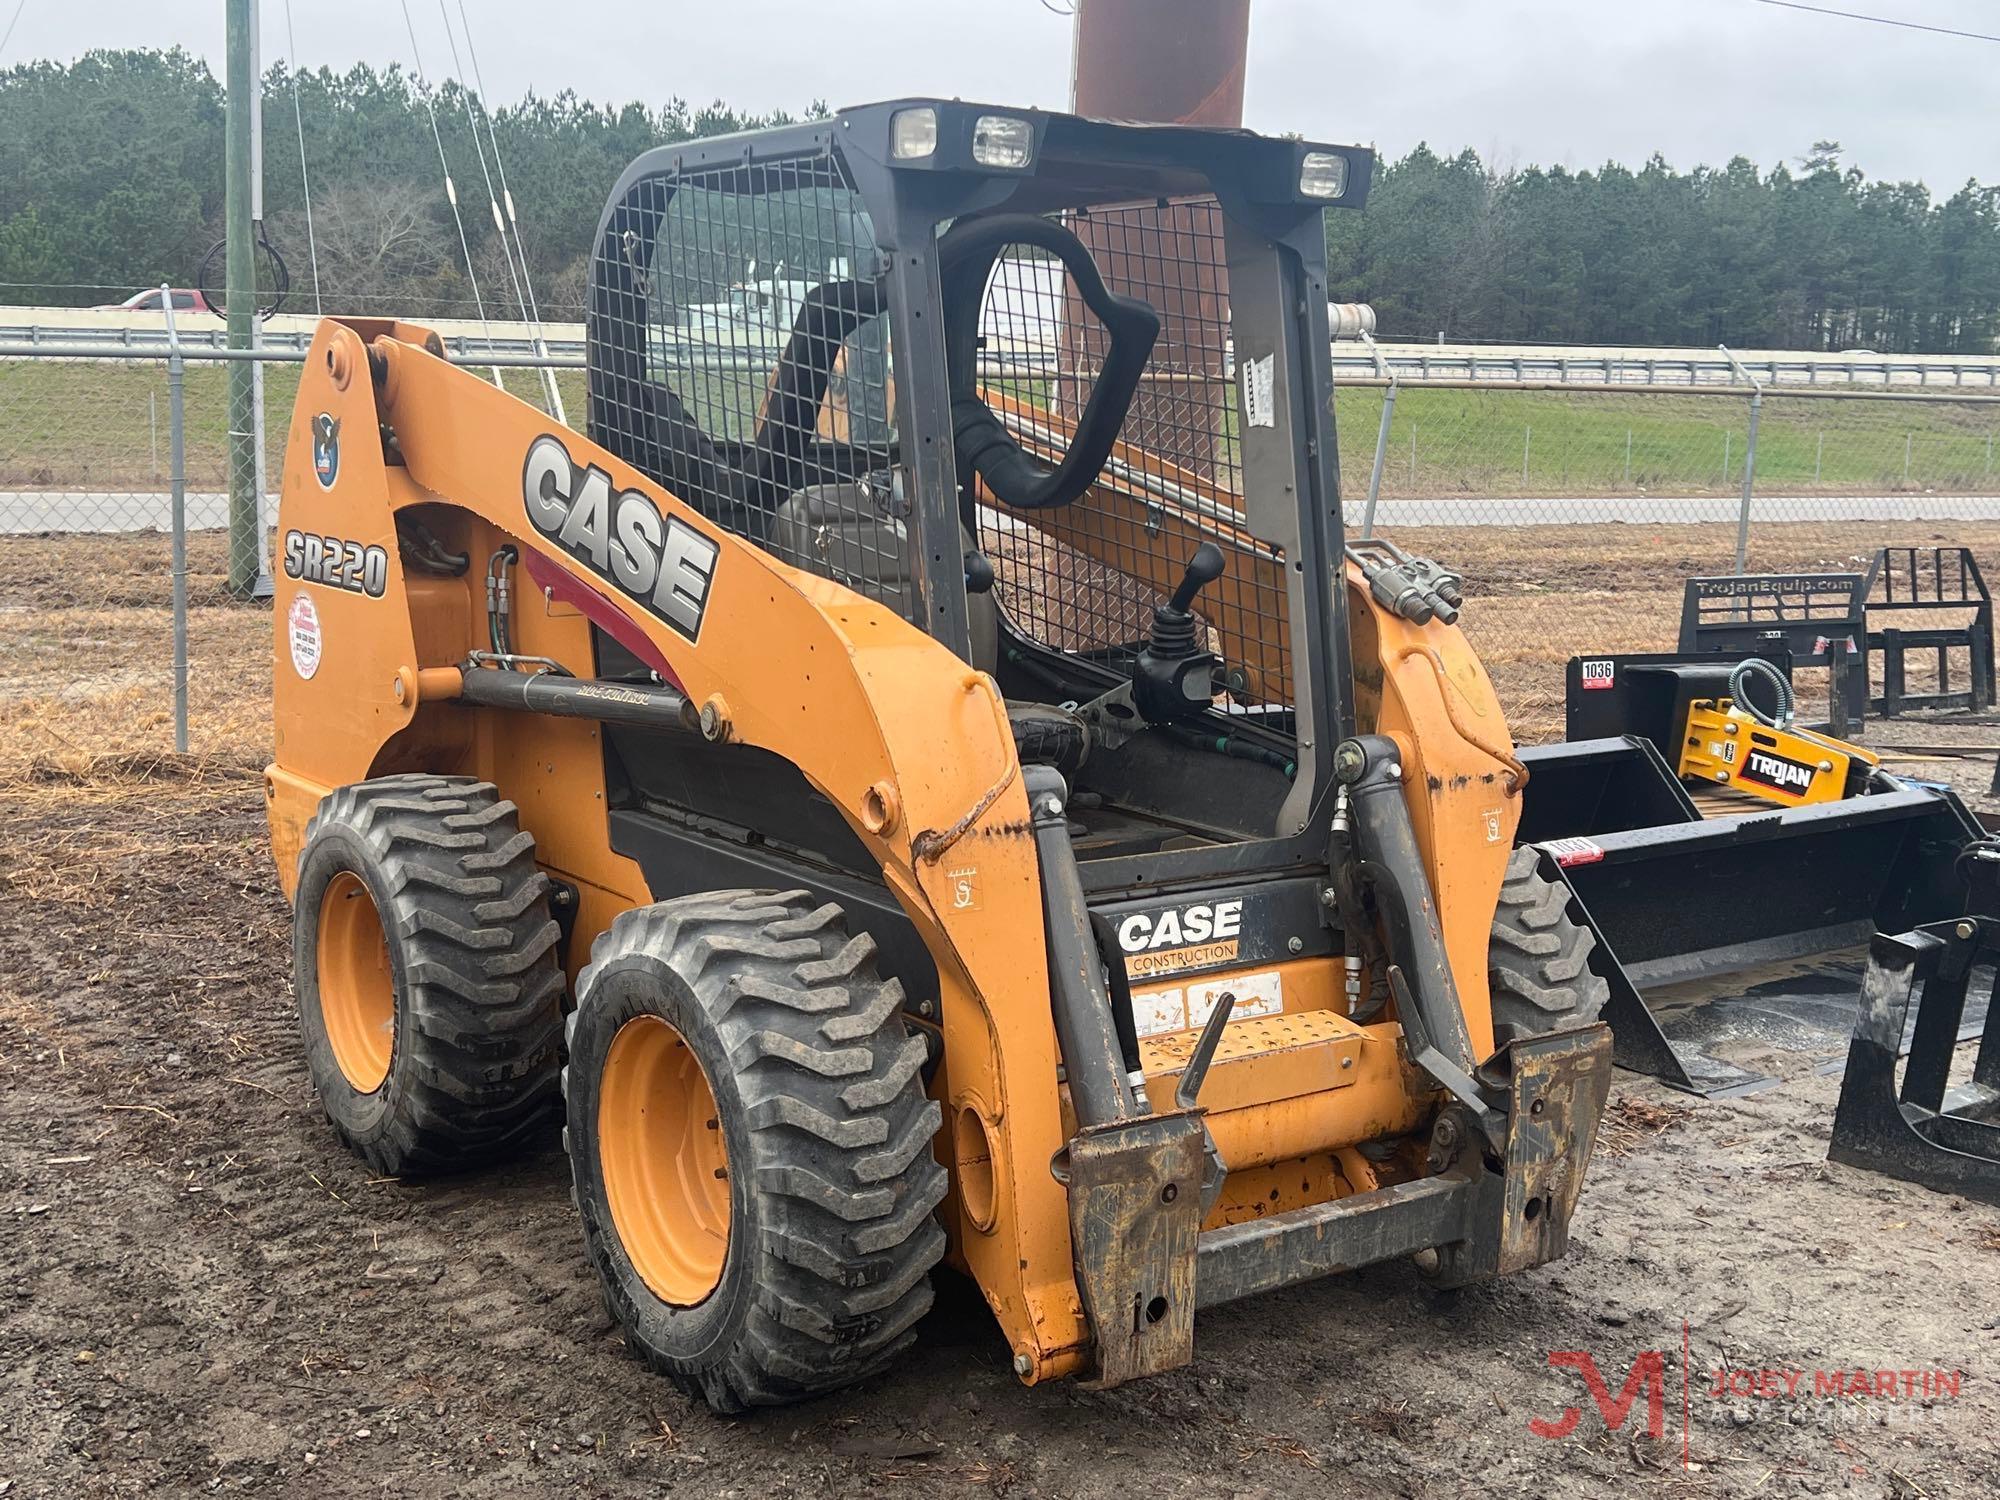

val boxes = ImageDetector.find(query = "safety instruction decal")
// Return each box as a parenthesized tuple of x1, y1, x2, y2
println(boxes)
(1241, 353, 1276, 429)
(1130, 971, 1284, 1039)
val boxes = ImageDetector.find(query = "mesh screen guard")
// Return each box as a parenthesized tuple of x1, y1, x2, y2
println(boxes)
(589, 149, 914, 619)
(588, 142, 1312, 713)
(971, 197, 1296, 706)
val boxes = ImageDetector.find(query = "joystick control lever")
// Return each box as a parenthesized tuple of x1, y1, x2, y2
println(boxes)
(1133, 543, 1226, 724)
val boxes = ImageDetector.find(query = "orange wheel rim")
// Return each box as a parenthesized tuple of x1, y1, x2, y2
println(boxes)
(317, 871, 395, 1093)
(599, 1015, 731, 1306)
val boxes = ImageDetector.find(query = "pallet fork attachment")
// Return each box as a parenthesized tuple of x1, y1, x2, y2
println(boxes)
(1828, 845, 2000, 1207)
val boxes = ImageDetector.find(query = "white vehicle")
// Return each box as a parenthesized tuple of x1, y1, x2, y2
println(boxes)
(677, 274, 819, 347)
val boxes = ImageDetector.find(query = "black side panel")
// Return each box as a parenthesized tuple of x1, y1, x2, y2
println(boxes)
(602, 720, 879, 881)
(1075, 726, 1292, 841)
(598, 621, 932, 1000)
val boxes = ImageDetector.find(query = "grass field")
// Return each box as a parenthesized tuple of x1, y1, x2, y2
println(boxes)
(5, 519, 1997, 788)
(5, 357, 1999, 502)
(1355, 384, 2000, 498)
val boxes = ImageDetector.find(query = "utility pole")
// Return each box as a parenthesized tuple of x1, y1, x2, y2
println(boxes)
(224, 0, 270, 600)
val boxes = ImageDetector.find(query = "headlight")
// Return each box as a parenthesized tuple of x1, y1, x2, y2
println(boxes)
(891, 107, 938, 161)
(1299, 151, 1349, 201)
(972, 114, 1034, 170)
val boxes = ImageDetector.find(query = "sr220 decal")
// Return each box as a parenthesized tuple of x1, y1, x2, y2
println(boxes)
(284, 530, 388, 598)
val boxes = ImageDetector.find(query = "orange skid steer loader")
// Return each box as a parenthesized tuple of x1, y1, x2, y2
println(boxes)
(267, 100, 1613, 1410)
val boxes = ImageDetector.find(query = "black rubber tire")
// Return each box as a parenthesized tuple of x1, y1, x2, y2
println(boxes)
(292, 774, 565, 1176)
(564, 891, 947, 1414)
(1487, 847, 1610, 1038)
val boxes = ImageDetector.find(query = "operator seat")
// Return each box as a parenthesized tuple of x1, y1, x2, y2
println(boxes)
(768, 482, 1000, 675)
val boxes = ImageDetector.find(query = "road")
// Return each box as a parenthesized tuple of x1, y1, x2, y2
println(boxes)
(1359, 492, 2000, 527)
(0, 491, 270, 535)
(6, 488, 2000, 536)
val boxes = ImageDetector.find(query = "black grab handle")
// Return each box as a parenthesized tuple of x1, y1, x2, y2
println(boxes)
(938, 213, 1160, 513)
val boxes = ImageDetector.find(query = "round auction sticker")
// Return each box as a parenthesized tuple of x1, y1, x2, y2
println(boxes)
(287, 591, 323, 680)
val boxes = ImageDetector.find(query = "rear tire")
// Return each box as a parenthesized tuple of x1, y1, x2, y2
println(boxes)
(1487, 847, 1610, 1038)
(564, 891, 947, 1414)
(292, 774, 565, 1176)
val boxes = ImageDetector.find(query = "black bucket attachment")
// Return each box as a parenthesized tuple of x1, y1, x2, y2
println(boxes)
(1827, 845, 2000, 1206)
(1517, 737, 1980, 1094)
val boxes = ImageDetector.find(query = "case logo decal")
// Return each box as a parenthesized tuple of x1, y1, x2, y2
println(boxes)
(1117, 899, 1244, 978)
(523, 434, 718, 642)
(311, 413, 341, 489)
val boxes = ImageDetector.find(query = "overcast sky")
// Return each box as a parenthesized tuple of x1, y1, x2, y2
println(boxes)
(5, 0, 1996, 189)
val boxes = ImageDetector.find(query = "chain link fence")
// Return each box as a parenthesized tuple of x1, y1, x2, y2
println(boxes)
(4, 339, 1998, 780)
(1335, 380, 2000, 737)
(0, 341, 576, 783)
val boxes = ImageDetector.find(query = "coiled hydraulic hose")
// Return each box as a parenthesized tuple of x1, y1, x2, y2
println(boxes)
(1730, 657, 1795, 729)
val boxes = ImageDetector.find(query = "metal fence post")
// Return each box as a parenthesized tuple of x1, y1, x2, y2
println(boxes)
(1735, 388, 1762, 575)
(1522, 426, 1531, 486)
(1361, 382, 1396, 538)
(162, 286, 190, 754)
(1623, 428, 1632, 484)
(1358, 331, 1395, 538)
(1720, 346, 1762, 576)
(249, 318, 275, 599)
(1903, 432, 1913, 484)
(1815, 431, 1824, 485)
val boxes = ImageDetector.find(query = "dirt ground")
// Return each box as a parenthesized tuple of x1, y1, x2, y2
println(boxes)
(3, 776, 1998, 1500)
(5, 522, 2000, 1497)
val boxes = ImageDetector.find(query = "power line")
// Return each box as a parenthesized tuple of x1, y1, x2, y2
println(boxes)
(399, 0, 505, 388)
(453, 0, 566, 424)
(0, 1, 30, 66)
(282, 0, 322, 315)
(1751, 0, 2000, 44)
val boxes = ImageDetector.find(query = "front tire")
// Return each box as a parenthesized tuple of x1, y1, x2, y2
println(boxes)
(1487, 846, 1610, 1039)
(292, 774, 565, 1176)
(564, 891, 947, 1413)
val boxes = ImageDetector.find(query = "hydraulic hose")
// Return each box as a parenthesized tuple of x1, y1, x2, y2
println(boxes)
(1161, 724, 1296, 779)
(1730, 657, 1795, 729)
